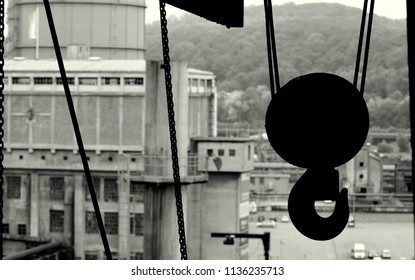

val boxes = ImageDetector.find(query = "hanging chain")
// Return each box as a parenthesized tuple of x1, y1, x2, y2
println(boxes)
(0, 0, 4, 259)
(159, 0, 188, 260)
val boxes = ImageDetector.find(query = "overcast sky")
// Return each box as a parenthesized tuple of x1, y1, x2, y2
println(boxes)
(146, 0, 407, 24)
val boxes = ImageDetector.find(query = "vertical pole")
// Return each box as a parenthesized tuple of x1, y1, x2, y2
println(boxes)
(36, 7, 40, 60)
(262, 232, 270, 260)
(406, 0, 415, 257)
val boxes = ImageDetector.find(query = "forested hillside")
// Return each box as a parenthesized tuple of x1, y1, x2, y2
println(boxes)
(146, 3, 409, 129)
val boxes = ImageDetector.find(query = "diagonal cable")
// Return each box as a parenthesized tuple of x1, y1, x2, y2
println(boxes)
(42, 0, 112, 260)
(159, 0, 188, 260)
(359, 0, 376, 94)
(353, 0, 369, 88)
(263, 0, 281, 98)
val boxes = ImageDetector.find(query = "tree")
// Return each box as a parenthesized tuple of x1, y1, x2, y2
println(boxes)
(377, 140, 394, 153)
(397, 135, 411, 153)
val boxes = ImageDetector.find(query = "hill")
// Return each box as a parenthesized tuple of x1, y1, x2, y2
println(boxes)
(146, 3, 409, 129)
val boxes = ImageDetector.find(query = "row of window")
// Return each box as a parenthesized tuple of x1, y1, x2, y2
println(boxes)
(207, 148, 236, 157)
(85, 179, 144, 203)
(85, 211, 144, 236)
(2, 223, 27, 235)
(250, 176, 283, 185)
(3, 210, 144, 236)
(4, 176, 144, 203)
(3, 76, 144, 86)
(84, 250, 143, 260)
(188, 78, 214, 93)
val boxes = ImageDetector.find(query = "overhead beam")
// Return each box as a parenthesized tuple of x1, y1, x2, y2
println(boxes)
(164, 0, 244, 28)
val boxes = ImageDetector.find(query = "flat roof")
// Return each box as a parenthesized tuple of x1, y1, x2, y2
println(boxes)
(4, 59, 147, 73)
(188, 68, 215, 76)
(191, 136, 253, 143)
(4, 59, 216, 76)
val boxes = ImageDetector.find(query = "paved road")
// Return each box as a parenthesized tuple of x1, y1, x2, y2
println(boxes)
(248, 212, 414, 260)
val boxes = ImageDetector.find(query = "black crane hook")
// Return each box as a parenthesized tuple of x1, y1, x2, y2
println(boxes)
(288, 168, 349, 241)
(266, 73, 369, 241)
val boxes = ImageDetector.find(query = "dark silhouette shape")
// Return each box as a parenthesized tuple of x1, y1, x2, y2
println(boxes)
(213, 157, 222, 171)
(266, 73, 369, 240)
(266, 73, 369, 168)
(164, 0, 244, 28)
(287, 169, 349, 241)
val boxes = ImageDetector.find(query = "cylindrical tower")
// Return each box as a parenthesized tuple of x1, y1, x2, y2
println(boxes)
(6, 0, 146, 59)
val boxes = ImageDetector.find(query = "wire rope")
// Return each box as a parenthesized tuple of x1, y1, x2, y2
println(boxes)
(42, 0, 112, 260)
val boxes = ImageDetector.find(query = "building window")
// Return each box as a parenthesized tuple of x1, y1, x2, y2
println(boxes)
(359, 174, 364, 179)
(359, 162, 364, 167)
(56, 77, 75, 85)
(101, 77, 120, 85)
(85, 211, 99, 234)
(218, 149, 225, 156)
(130, 213, 144, 236)
(50, 210, 64, 233)
(259, 177, 265, 185)
(206, 79, 213, 93)
(34, 77, 53, 85)
(3, 77, 8, 85)
(12, 77, 30, 85)
(79, 77, 98, 85)
(85, 250, 99, 260)
(250, 177, 255, 184)
(207, 149, 213, 156)
(229, 149, 236, 156)
(6, 176, 21, 199)
(130, 182, 144, 203)
(130, 252, 144, 260)
(85, 177, 100, 201)
(104, 212, 118, 235)
(3, 223, 9, 234)
(124, 77, 144, 85)
(104, 179, 118, 202)
(191, 79, 198, 87)
(248, 145, 251, 160)
(104, 251, 118, 260)
(50, 177, 65, 200)
(18, 224, 27, 235)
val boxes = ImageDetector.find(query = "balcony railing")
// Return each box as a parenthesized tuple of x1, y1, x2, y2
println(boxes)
(118, 153, 208, 183)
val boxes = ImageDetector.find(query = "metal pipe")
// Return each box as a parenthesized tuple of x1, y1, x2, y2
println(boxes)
(3, 241, 61, 260)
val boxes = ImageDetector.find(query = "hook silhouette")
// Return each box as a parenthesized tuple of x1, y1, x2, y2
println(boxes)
(266, 73, 369, 240)
(288, 169, 349, 241)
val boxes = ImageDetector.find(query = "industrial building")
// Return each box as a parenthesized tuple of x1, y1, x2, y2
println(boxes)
(2, 0, 254, 260)
(2, 57, 255, 260)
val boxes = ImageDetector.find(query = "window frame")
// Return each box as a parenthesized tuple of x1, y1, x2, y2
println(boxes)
(6, 176, 21, 199)
(50, 210, 64, 233)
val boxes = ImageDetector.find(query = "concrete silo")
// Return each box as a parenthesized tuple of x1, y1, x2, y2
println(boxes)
(6, 0, 146, 59)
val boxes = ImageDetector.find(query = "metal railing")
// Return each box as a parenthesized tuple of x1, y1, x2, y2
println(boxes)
(250, 192, 414, 213)
(118, 153, 208, 182)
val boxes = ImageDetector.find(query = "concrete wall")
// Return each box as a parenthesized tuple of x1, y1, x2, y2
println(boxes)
(185, 172, 247, 260)
(143, 183, 187, 260)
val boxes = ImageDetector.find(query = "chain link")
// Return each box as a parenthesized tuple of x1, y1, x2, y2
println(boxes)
(159, 1, 188, 260)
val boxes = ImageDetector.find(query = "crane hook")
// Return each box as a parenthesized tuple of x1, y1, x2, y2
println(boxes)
(287, 168, 350, 241)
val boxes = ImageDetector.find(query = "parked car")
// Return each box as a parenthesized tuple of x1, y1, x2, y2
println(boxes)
(256, 219, 276, 228)
(368, 249, 379, 259)
(347, 215, 355, 227)
(281, 215, 290, 223)
(351, 243, 366, 259)
(381, 249, 392, 259)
